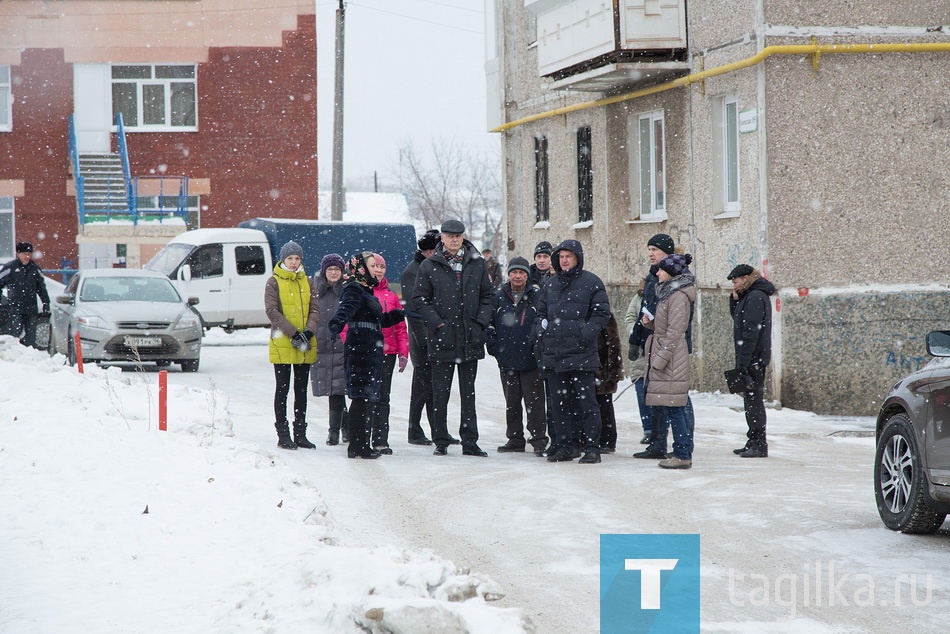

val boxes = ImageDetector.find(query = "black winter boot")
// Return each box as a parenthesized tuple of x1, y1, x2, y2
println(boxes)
(275, 421, 297, 450)
(293, 421, 316, 449)
(341, 408, 350, 444)
(326, 409, 344, 446)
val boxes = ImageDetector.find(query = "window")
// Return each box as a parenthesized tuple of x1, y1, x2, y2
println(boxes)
(631, 111, 667, 220)
(712, 95, 740, 213)
(534, 136, 550, 223)
(577, 126, 593, 223)
(0, 66, 10, 131)
(186, 244, 223, 279)
(235, 245, 266, 276)
(112, 65, 197, 130)
(0, 197, 12, 258)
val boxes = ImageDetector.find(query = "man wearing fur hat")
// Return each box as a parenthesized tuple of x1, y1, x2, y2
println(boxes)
(400, 229, 441, 446)
(727, 264, 776, 458)
(0, 241, 50, 348)
(412, 220, 494, 457)
(486, 256, 547, 455)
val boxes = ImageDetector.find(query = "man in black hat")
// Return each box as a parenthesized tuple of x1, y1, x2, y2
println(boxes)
(529, 240, 554, 287)
(486, 256, 547, 455)
(0, 242, 51, 348)
(727, 264, 776, 458)
(400, 229, 441, 445)
(412, 219, 494, 457)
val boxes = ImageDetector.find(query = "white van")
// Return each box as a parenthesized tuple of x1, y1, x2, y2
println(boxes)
(145, 228, 271, 330)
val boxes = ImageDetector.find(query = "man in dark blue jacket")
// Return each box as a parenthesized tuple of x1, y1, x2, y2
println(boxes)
(728, 264, 776, 458)
(487, 256, 547, 455)
(0, 242, 50, 348)
(412, 219, 494, 457)
(535, 240, 611, 464)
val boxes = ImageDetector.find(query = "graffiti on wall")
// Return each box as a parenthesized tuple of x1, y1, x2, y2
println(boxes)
(726, 244, 760, 269)
(884, 352, 928, 373)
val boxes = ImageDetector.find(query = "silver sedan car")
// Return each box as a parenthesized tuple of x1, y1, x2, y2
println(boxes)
(49, 269, 202, 371)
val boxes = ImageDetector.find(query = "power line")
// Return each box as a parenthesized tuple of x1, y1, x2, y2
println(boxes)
(348, 2, 483, 35)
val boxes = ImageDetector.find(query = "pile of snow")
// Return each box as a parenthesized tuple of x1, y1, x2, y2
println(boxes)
(0, 337, 529, 633)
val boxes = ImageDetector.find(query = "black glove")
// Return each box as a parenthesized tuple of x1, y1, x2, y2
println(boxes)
(328, 322, 342, 341)
(628, 345, 640, 361)
(291, 331, 311, 351)
(302, 329, 314, 341)
(41, 303, 51, 317)
(736, 367, 755, 391)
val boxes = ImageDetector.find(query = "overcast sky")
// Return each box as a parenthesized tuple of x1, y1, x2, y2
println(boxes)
(315, 0, 498, 192)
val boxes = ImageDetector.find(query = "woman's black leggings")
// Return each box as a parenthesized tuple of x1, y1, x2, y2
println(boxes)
(274, 363, 311, 423)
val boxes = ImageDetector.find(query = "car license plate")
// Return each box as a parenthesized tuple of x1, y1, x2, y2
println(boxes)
(125, 336, 161, 348)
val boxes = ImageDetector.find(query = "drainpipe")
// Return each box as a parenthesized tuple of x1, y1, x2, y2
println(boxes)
(754, 2, 780, 404)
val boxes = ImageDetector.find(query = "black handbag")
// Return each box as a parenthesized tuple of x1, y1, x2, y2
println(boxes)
(724, 369, 747, 394)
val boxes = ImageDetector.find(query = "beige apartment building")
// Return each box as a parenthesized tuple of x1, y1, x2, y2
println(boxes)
(486, 1, 949, 414)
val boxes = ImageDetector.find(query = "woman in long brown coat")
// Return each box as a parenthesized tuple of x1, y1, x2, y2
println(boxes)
(642, 253, 696, 469)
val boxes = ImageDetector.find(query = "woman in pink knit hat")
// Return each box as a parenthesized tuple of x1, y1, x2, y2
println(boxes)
(370, 253, 409, 453)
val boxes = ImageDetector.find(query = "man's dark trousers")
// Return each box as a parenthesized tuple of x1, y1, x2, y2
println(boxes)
(430, 359, 479, 447)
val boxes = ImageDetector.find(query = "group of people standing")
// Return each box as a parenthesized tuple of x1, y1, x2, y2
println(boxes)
(264, 224, 775, 468)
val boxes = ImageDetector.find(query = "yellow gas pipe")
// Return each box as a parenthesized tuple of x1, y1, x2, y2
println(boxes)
(491, 42, 950, 133)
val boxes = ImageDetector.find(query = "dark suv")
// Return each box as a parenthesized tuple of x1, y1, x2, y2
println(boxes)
(874, 331, 950, 533)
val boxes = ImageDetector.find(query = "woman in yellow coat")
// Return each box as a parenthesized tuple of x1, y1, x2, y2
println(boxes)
(264, 241, 319, 449)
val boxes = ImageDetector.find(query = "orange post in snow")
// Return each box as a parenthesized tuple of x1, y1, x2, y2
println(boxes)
(158, 370, 167, 431)
(73, 330, 84, 374)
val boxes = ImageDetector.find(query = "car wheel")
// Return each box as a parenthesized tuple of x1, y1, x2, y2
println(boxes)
(155, 360, 172, 367)
(874, 413, 946, 534)
(47, 326, 57, 357)
(67, 332, 77, 367)
(180, 358, 199, 373)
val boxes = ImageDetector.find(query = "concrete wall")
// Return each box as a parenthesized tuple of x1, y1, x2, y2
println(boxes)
(496, 1, 950, 415)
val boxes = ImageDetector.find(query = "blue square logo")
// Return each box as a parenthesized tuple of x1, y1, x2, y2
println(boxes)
(601, 534, 700, 633)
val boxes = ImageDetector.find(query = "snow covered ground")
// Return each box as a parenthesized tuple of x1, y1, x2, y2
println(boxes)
(2, 329, 949, 633)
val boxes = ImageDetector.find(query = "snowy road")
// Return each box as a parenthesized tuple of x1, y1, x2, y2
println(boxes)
(176, 331, 950, 632)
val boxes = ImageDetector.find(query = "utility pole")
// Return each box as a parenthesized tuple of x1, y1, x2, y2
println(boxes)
(330, 0, 346, 221)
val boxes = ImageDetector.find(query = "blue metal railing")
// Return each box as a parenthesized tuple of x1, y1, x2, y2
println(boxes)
(67, 115, 87, 225)
(68, 112, 189, 226)
(115, 112, 137, 217)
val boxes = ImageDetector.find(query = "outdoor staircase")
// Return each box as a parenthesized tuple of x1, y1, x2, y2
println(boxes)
(76, 153, 130, 215)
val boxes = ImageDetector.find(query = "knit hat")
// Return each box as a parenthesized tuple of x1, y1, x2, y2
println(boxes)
(507, 256, 530, 275)
(278, 241, 303, 262)
(346, 251, 378, 288)
(418, 229, 440, 251)
(441, 219, 466, 234)
(647, 233, 675, 255)
(658, 253, 692, 277)
(320, 253, 345, 275)
(15, 242, 33, 253)
(533, 241, 553, 257)
(727, 264, 754, 280)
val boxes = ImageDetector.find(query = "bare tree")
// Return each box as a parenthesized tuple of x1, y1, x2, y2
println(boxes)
(395, 138, 503, 253)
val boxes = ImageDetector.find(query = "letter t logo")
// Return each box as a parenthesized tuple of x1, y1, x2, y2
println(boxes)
(624, 559, 679, 609)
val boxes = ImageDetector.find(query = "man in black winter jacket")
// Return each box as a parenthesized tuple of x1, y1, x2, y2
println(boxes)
(727, 264, 776, 458)
(486, 256, 547, 455)
(0, 242, 50, 348)
(535, 239, 610, 464)
(412, 219, 494, 457)
(400, 229, 440, 445)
